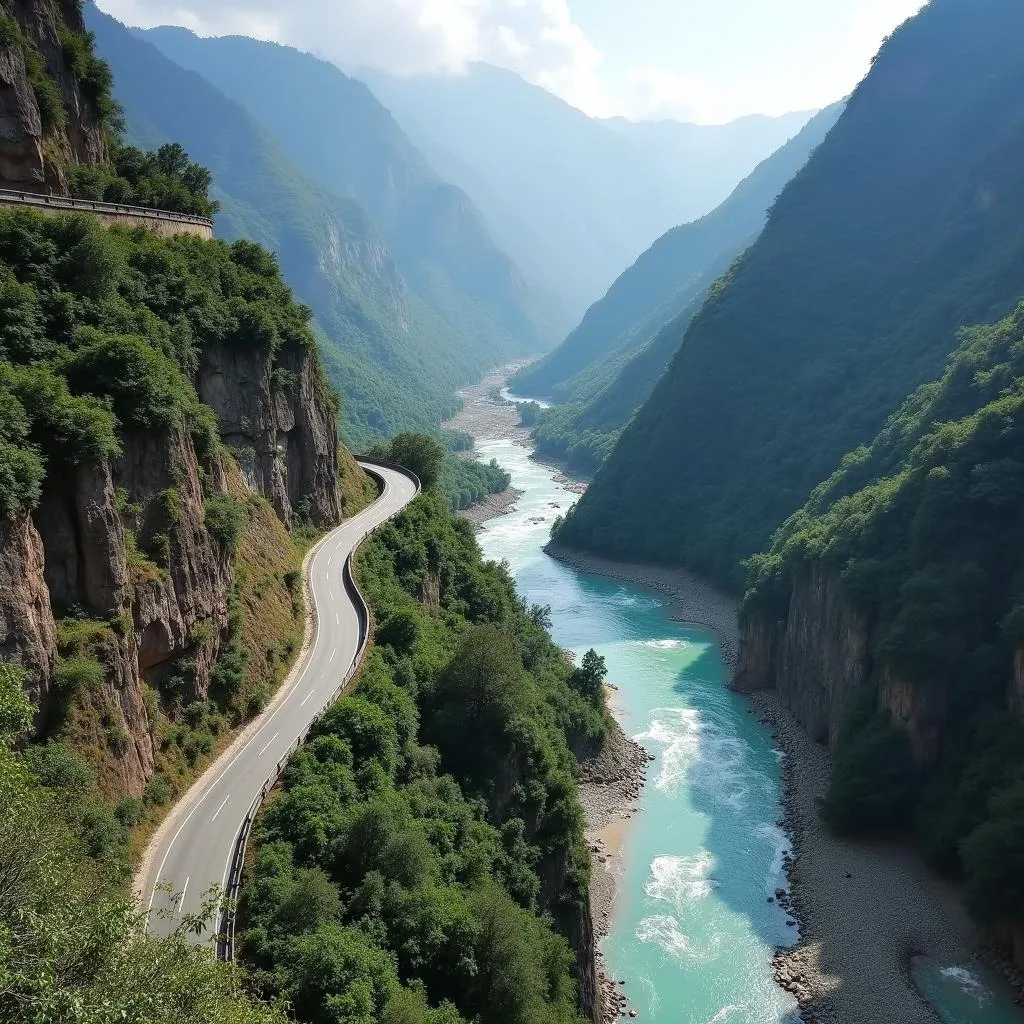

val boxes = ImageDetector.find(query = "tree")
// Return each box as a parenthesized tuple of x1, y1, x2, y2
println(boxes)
(436, 625, 526, 727)
(568, 649, 606, 701)
(822, 713, 918, 833)
(382, 433, 445, 492)
(280, 922, 399, 1024)
(962, 780, 1024, 926)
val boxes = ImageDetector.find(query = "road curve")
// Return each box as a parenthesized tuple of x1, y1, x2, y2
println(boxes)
(141, 461, 419, 940)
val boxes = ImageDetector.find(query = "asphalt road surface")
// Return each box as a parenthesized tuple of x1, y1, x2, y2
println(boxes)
(141, 461, 419, 941)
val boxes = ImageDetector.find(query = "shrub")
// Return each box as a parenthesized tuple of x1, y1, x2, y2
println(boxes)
(143, 773, 173, 807)
(204, 493, 247, 556)
(53, 656, 105, 695)
(115, 796, 145, 828)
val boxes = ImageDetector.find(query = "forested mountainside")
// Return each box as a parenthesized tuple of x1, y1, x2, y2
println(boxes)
(88, 8, 546, 449)
(557, 0, 1024, 587)
(736, 301, 1024, 958)
(361, 63, 813, 317)
(136, 28, 559, 360)
(514, 103, 844, 474)
(240, 493, 609, 1023)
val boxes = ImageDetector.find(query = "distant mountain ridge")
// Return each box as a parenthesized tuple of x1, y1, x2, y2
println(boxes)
(360, 62, 815, 317)
(515, 101, 845, 474)
(556, 0, 1024, 586)
(136, 29, 560, 358)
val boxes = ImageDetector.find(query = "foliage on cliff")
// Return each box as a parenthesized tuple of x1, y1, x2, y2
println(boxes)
(0, 667, 289, 1023)
(0, 205, 322, 515)
(240, 492, 608, 1023)
(556, 0, 1024, 587)
(69, 139, 220, 217)
(744, 300, 1024, 930)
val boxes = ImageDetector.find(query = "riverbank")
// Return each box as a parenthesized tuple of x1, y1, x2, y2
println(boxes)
(456, 486, 523, 530)
(546, 541, 995, 1024)
(579, 703, 651, 1023)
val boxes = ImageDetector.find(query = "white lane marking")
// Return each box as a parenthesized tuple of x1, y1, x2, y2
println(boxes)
(300, 688, 315, 707)
(148, 468, 415, 918)
(335, 612, 340, 625)
(211, 795, 230, 822)
(257, 733, 279, 758)
(330, 647, 337, 663)
(177, 876, 189, 912)
(328, 554, 333, 568)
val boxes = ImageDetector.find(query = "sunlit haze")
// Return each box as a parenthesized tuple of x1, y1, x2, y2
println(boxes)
(93, 0, 926, 123)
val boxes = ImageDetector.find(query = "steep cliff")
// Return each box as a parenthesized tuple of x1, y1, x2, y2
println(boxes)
(0, 0, 109, 192)
(0, 204, 347, 798)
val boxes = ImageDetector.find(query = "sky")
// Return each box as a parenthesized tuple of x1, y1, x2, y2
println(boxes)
(93, 0, 927, 124)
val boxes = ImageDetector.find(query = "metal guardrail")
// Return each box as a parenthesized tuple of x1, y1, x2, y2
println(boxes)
(217, 461, 420, 961)
(0, 188, 214, 228)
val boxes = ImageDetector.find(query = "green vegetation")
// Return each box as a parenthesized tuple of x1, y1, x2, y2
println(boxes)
(369, 431, 512, 513)
(743, 300, 1024, 931)
(0, 5, 120, 135)
(69, 140, 220, 217)
(0, 668, 290, 1023)
(440, 456, 510, 512)
(205, 493, 247, 556)
(557, 1, 1024, 587)
(511, 104, 842, 409)
(516, 104, 843, 477)
(241, 492, 608, 1022)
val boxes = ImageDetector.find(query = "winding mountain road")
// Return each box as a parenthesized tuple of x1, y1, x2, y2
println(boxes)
(140, 461, 419, 942)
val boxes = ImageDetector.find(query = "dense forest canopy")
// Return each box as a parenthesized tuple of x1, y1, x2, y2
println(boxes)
(556, 0, 1024, 588)
(241, 492, 609, 1023)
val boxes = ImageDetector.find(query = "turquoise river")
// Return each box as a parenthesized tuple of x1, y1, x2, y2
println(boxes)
(472, 433, 1024, 1024)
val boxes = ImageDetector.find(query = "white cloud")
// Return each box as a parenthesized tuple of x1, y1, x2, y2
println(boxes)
(93, 0, 924, 124)
(96, 0, 606, 96)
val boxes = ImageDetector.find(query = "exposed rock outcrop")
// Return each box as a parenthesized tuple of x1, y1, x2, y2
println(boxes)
(0, 513, 57, 705)
(199, 341, 341, 528)
(735, 567, 872, 750)
(0, 0, 108, 193)
(737, 567, 1010, 766)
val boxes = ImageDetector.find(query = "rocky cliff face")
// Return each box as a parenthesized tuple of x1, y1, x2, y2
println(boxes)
(735, 567, 871, 749)
(736, 568, 949, 764)
(1, 339, 341, 797)
(199, 342, 340, 529)
(0, 0, 107, 193)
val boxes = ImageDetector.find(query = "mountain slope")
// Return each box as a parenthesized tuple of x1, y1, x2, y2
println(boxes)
(88, 7, 503, 447)
(556, 0, 1024, 587)
(361, 63, 814, 316)
(737, 299, 1024, 954)
(136, 28, 558, 356)
(514, 102, 845, 405)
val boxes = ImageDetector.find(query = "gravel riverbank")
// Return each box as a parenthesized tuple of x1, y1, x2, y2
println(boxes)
(578, 706, 652, 1023)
